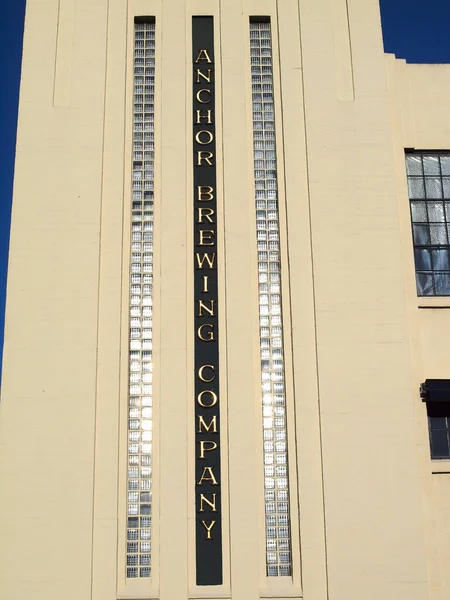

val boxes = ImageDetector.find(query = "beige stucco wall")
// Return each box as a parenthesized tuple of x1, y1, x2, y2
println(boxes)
(386, 55, 450, 600)
(1, 1, 450, 600)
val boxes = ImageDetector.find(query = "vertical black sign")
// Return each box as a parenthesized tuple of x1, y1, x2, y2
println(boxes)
(193, 16, 222, 586)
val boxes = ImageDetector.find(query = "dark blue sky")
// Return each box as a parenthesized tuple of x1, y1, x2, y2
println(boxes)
(0, 0, 450, 374)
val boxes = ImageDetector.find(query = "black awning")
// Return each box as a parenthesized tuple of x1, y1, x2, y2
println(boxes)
(420, 379, 450, 403)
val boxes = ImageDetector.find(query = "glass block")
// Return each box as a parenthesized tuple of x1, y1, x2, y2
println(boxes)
(140, 504, 151, 515)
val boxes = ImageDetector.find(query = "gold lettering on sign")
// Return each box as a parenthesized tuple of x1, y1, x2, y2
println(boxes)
(197, 186, 214, 201)
(197, 324, 215, 342)
(197, 207, 215, 223)
(198, 230, 215, 246)
(198, 364, 215, 383)
(198, 299, 215, 317)
(197, 390, 218, 408)
(202, 275, 209, 293)
(197, 151, 214, 166)
(196, 89, 212, 104)
(197, 466, 219, 485)
(202, 520, 216, 540)
(196, 68, 212, 83)
(196, 253, 216, 269)
(199, 493, 217, 512)
(199, 440, 218, 459)
(195, 49, 212, 63)
(195, 130, 214, 145)
(196, 109, 213, 124)
(198, 415, 218, 433)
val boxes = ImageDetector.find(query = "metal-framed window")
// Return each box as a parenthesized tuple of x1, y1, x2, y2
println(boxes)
(126, 17, 156, 580)
(249, 17, 292, 578)
(427, 402, 450, 459)
(406, 151, 450, 296)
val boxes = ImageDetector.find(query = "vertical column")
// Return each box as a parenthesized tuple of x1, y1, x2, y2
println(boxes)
(220, 1, 260, 598)
(159, 0, 188, 598)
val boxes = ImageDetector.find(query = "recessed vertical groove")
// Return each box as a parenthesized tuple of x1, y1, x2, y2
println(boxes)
(53, 0, 75, 107)
(332, 0, 355, 101)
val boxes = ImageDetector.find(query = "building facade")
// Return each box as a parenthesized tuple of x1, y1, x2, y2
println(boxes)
(1, 0, 450, 599)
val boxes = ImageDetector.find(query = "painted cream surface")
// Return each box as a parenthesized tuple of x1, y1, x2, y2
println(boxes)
(1, 0, 450, 599)
(386, 55, 450, 600)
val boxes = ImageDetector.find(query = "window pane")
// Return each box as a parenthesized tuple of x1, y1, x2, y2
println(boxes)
(408, 178, 425, 199)
(441, 155, 450, 176)
(429, 414, 447, 430)
(414, 248, 431, 270)
(425, 177, 443, 199)
(406, 154, 423, 175)
(432, 248, 450, 270)
(427, 201, 445, 222)
(416, 272, 434, 296)
(430, 429, 450, 458)
(423, 155, 441, 176)
(430, 224, 447, 245)
(410, 201, 427, 222)
(443, 178, 450, 199)
(434, 273, 450, 296)
(413, 224, 430, 245)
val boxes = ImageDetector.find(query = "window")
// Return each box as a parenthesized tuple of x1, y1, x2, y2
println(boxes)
(427, 403, 450, 459)
(406, 151, 450, 296)
(249, 18, 292, 578)
(420, 379, 450, 459)
(126, 17, 156, 580)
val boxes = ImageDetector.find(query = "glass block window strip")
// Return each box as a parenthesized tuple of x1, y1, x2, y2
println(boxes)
(249, 19, 291, 578)
(126, 19, 155, 580)
(406, 152, 450, 296)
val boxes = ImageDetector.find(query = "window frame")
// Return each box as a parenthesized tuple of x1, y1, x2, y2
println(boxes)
(406, 149, 450, 296)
